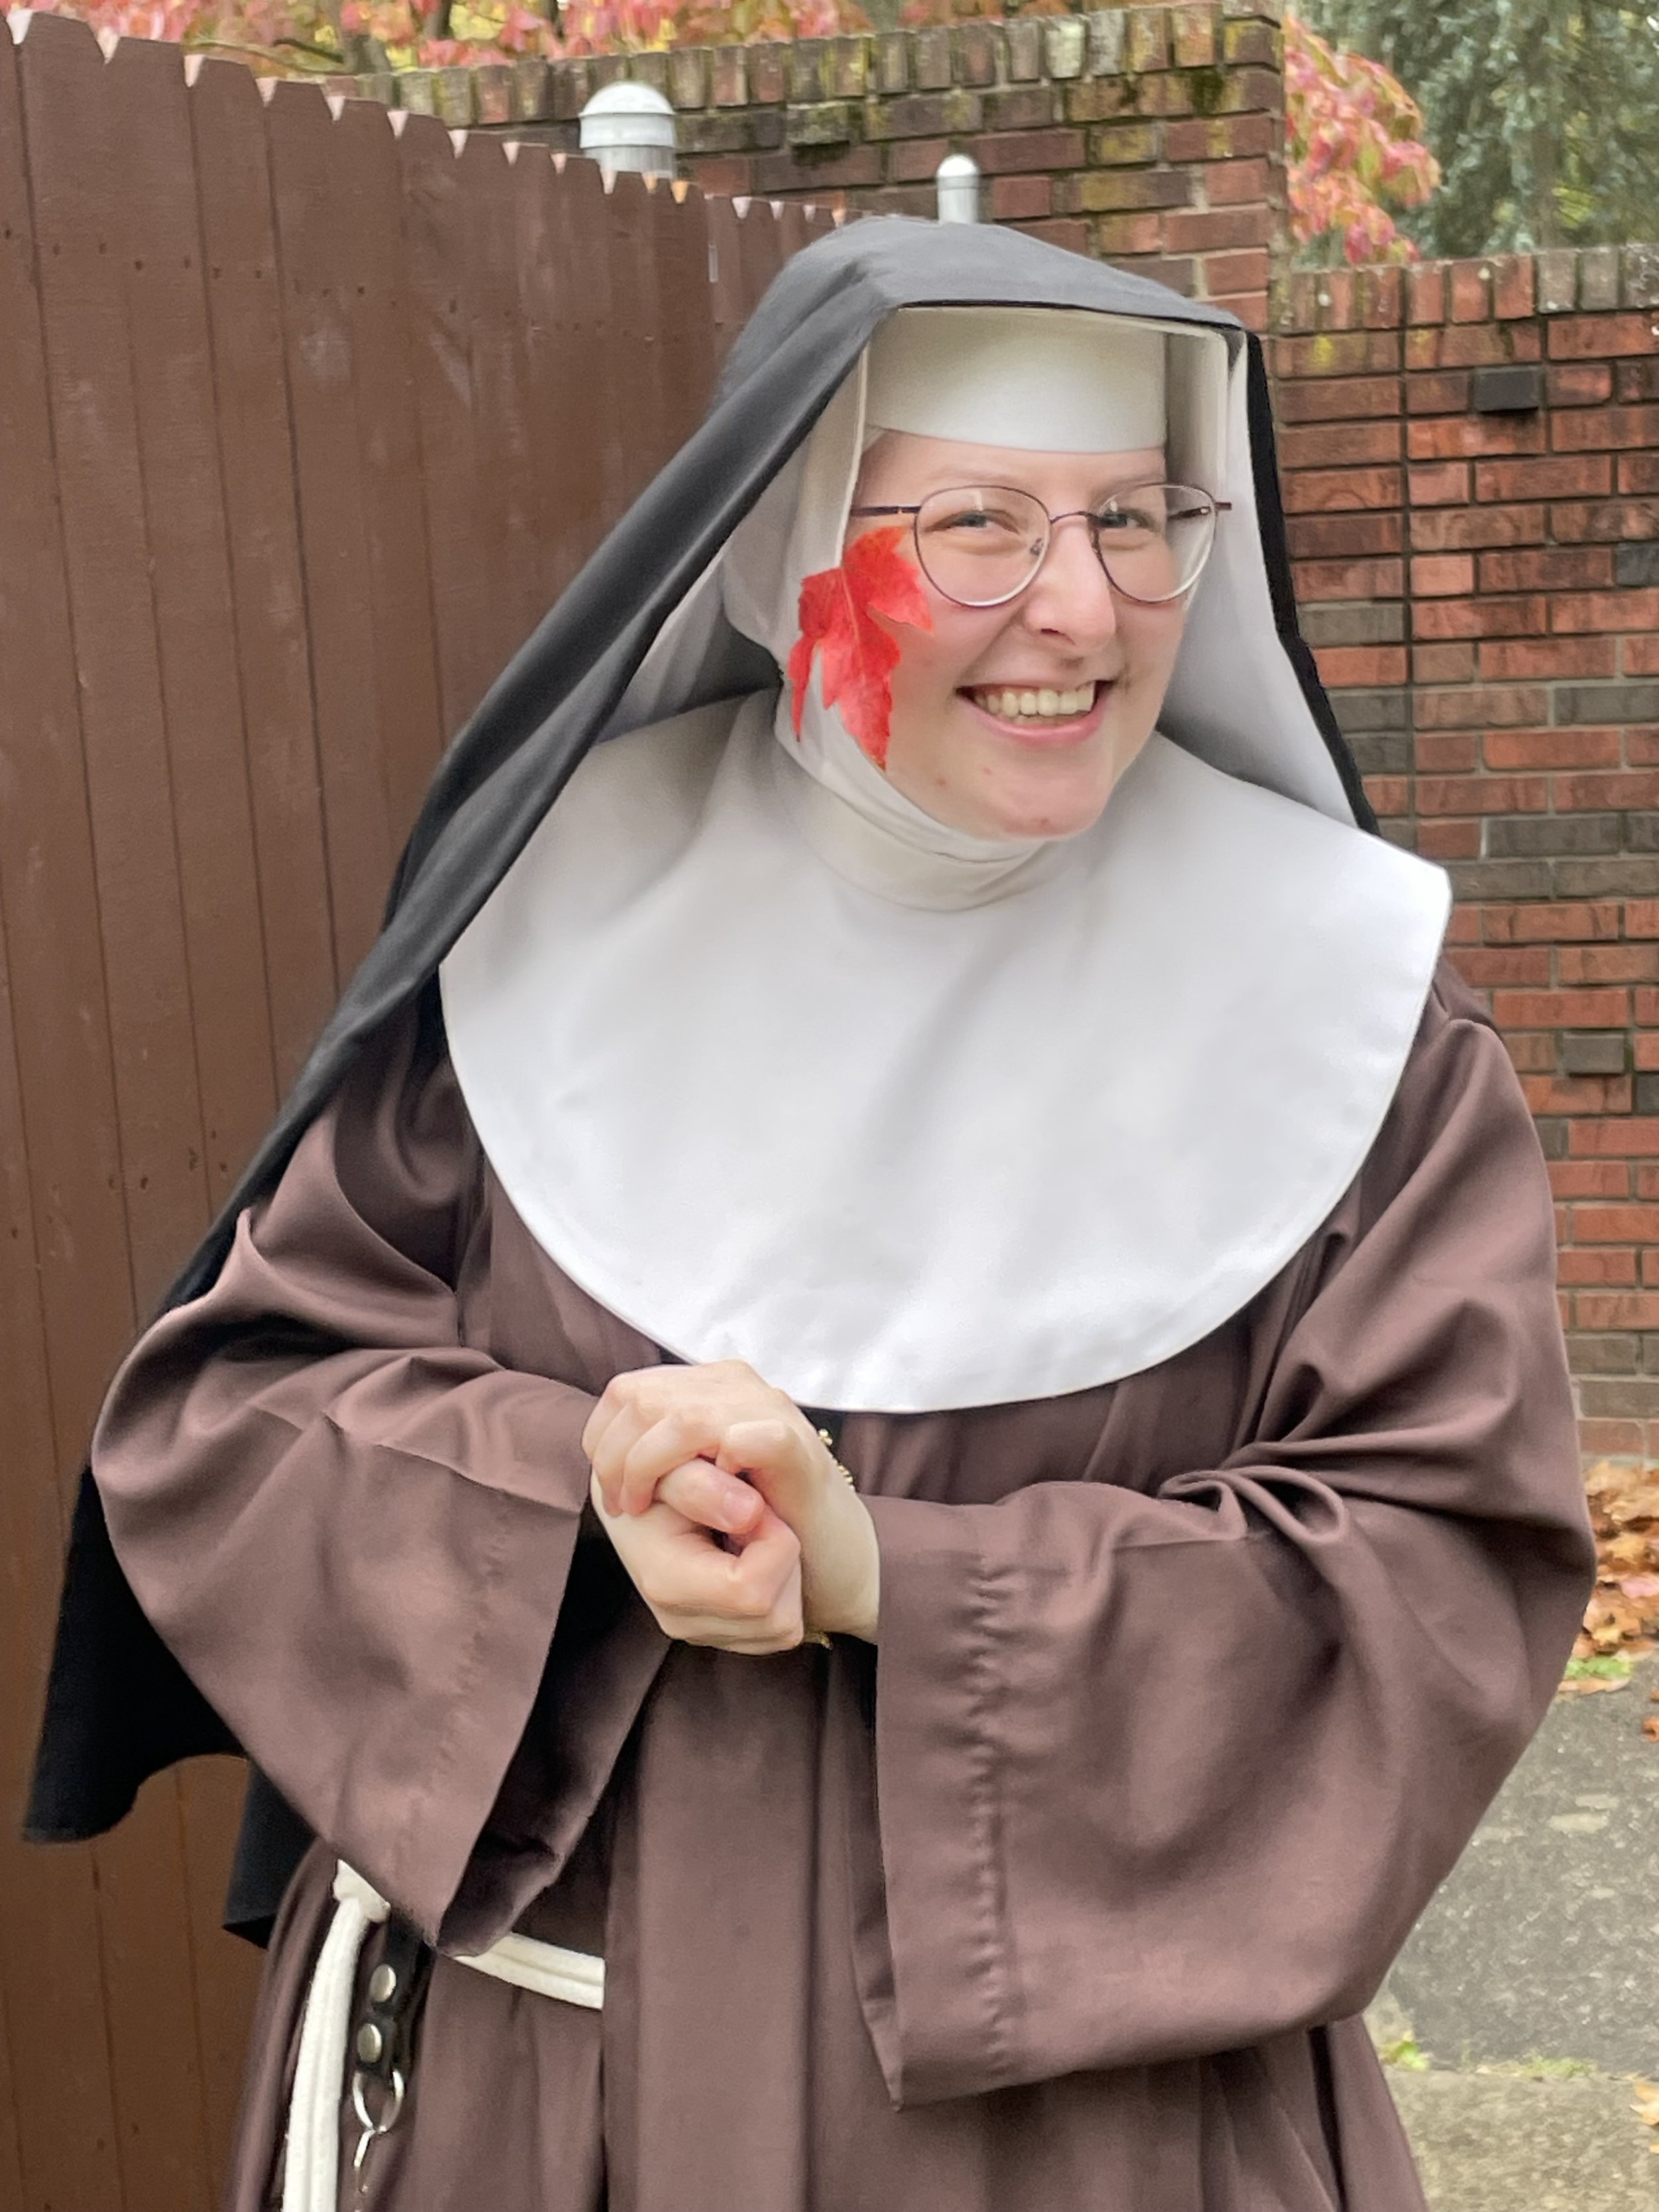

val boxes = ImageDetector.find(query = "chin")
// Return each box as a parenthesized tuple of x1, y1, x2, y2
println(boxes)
(970, 759, 1123, 842)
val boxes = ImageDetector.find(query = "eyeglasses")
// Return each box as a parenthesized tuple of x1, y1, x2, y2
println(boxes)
(848, 482, 1229, 609)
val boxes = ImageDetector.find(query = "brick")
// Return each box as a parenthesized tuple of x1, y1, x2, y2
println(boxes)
(1416, 731, 1479, 772)
(885, 135, 949, 183)
(1280, 419, 1402, 469)
(1412, 642, 1476, 684)
(1485, 727, 1621, 770)
(1562, 1034, 1631, 1077)
(1298, 602, 1404, 647)
(991, 173, 1052, 221)
(1060, 168, 1192, 214)
(1084, 120, 1160, 165)
(1617, 544, 1659, 589)
(1408, 461, 1470, 506)
(1271, 330, 1400, 379)
(1626, 637, 1659, 678)
(1549, 314, 1659, 360)
(865, 91, 977, 139)
(1550, 499, 1659, 546)
(1002, 17, 1040, 78)
(1553, 404, 1659, 453)
(1554, 769, 1659, 810)
(1417, 821, 1480, 860)
(1563, 943, 1659, 983)
(1617, 359, 1659, 402)
(1200, 251, 1271, 301)
(1286, 512, 1404, 561)
(1282, 465, 1403, 514)
(1473, 455, 1614, 502)
(1558, 1249, 1640, 1286)
(1494, 986, 1631, 1029)
(1490, 255, 1535, 321)
(1486, 899, 1622, 944)
(1043, 15, 1087, 78)
(682, 153, 751, 195)
(752, 144, 881, 191)
(1331, 688, 1409, 734)
(1480, 546, 1614, 593)
(1409, 553, 1474, 596)
(1276, 374, 1402, 425)
(1170, 1, 1216, 67)
(1014, 217, 1089, 256)
(1064, 78, 1135, 124)
(1420, 685, 1550, 731)
(1555, 681, 1659, 727)
(1408, 504, 1545, 553)
(872, 33, 908, 94)
(1164, 112, 1279, 162)
(1314, 644, 1407, 688)
(1407, 413, 1548, 461)
(1447, 260, 1491, 323)
(1125, 6, 1170, 71)
(1222, 17, 1277, 66)
(1293, 556, 1404, 600)
(1405, 370, 1473, 415)
(1581, 246, 1623, 314)
(954, 21, 999, 86)
(1619, 453, 1659, 496)
(1363, 774, 1410, 817)
(1575, 1292, 1659, 1327)
(1626, 245, 1659, 309)
(1484, 814, 1621, 859)
(1546, 363, 1616, 409)
(1121, 254, 1197, 296)
(1552, 589, 1659, 635)
(913, 24, 952, 87)
(972, 127, 1085, 174)
(1456, 945, 1552, 986)
(1556, 1165, 1634, 1200)
(1408, 322, 1544, 372)
(748, 44, 788, 101)
(1202, 156, 1271, 206)
(1415, 595, 1548, 641)
(1419, 774, 1548, 817)
(1161, 204, 1274, 254)
(1578, 1376, 1659, 1418)
(981, 84, 1055, 133)
(1480, 636, 1617, 682)
(1091, 213, 1165, 256)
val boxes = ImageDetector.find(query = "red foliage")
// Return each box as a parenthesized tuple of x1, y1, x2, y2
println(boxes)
(1284, 9, 1440, 266)
(788, 527, 932, 769)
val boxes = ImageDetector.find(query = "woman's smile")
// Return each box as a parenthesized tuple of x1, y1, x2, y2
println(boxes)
(960, 677, 1109, 745)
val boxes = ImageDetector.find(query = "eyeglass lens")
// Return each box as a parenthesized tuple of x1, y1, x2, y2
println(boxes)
(912, 484, 1217, 609)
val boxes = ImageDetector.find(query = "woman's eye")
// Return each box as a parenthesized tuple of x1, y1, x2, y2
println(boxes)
(933, 508, 1025, 538)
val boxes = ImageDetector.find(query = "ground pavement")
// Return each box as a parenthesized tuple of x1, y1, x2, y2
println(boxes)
(1370, 1653, 1659, 2210)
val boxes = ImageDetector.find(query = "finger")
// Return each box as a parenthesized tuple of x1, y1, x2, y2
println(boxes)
(656, 1458, 764, 1538)
(715, 1418, 816, 1526)
(615, 1411, 727, 1516)
(630, 1505, 801, 1624)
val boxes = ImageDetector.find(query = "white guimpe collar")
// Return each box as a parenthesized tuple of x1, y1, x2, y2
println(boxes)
(441, 694, 1449, 1412)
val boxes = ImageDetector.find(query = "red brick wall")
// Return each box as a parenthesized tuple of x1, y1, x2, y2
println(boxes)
(346, 4, 1287, 331)
(1273, 246, 1659, 1455)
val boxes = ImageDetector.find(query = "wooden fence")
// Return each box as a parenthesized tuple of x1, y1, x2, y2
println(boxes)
(0, 15, 831, 2205)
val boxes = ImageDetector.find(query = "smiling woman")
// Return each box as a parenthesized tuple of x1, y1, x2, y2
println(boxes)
(30, 220, 1593, 2212)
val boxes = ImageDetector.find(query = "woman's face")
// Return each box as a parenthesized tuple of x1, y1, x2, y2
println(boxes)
(847, 433, 1190, 842)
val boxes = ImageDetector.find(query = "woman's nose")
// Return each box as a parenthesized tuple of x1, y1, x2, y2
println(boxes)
(1021, 514, 1120, 648)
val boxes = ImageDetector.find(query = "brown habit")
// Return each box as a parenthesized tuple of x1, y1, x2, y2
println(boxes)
(92, 967, 1591, 2212)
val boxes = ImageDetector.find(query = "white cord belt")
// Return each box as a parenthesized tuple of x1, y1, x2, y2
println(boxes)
(282, 1862, 604, 2212)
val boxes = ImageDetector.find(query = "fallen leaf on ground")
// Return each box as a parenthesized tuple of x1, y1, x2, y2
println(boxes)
(1642, 1716, 1659, 1741)
(1633, 2079, 1659, 2136)
(1568, 1463, 1659, 1674)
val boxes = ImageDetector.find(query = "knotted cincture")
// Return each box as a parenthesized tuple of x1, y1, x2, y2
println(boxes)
(281, 1864, 605, 2212)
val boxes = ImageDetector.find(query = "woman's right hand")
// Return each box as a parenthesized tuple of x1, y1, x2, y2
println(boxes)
(591, 1461, 807, 1653)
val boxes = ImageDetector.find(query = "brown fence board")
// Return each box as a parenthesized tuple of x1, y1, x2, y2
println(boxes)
(190, 57, 340, 1094)
(19, 21, 228, 2203)
(398, 111, 500, 746)
(336, 96, 447, 850)
(1, 32, 832, 2191)
(268, 78, 401, 978)
(455, 133, 543, 688)
(109, 35, 279, 1210)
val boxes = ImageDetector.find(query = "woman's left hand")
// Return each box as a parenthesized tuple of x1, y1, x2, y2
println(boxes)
(583, 1361, 880, 1642)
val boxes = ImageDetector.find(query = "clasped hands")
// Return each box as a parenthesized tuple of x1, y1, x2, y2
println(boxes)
(582, 1361, 881, 1653)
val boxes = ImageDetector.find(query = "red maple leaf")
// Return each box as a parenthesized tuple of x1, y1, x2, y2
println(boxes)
(786, 526, 932, 769)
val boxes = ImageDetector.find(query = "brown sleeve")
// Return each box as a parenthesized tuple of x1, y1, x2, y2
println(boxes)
(92, 1002, 603, 1941)
(850, 979, 1594, 2106)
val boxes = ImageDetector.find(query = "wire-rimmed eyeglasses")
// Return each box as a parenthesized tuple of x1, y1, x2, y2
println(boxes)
(848, 481, 1230, 609)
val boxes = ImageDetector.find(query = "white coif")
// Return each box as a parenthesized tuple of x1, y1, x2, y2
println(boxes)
(441, 693, 1450, 1414)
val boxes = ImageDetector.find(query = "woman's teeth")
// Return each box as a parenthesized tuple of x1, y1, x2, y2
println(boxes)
(970, 683, 1097, 723)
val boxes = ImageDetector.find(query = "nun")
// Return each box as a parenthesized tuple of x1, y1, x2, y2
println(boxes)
(29, 220, 1592, 2212)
